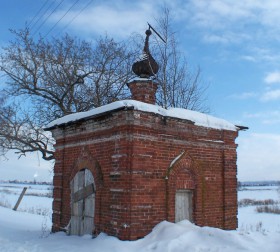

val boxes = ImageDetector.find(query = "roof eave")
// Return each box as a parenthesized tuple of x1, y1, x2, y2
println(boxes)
(44, 105, 134, 131)
(235, 125, 249, 131)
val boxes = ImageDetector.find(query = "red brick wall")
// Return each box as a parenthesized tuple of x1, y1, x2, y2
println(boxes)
(50, 109, 238, 240)
(127, 79, 158, 104)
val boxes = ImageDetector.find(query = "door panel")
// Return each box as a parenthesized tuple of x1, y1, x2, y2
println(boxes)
(175, 190, 193, 222)
(70, 169, 95, 235)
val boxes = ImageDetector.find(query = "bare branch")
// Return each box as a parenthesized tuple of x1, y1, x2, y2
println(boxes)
(0, 29, 135, 162)
(152, 6, 209, 112)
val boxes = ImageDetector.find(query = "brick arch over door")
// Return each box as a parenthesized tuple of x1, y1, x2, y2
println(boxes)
(70, 147, 103, 187)
(165, 151, 203, 224)
(69, 147, 104, 236)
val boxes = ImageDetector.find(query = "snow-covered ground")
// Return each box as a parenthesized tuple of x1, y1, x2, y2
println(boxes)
(238, 185, 280, 233)
(0, 182, 279, 252)
(0, 182, 52, 216)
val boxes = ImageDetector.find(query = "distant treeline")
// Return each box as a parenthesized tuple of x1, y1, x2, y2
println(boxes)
(238, 181, 280, 187)
(0, 180, 52, 185)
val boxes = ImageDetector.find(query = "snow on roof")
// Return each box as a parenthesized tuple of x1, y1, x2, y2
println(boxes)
(46, 100, 238, 131)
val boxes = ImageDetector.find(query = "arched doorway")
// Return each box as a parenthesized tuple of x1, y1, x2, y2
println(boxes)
(166, 151, 197, 223)
(70, 168, 95, 235)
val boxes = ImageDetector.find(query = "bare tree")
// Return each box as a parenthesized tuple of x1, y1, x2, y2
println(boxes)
(0, 9, 209, 162)
(0, 29, 135, 160)
(153, 7, 209, 111)
(0, 102, 55, 160)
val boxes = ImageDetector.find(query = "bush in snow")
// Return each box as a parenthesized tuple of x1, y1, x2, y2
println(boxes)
(0, 194, 11, 208)
(256, 205, 280, 214)
(238, 198, 277, 207)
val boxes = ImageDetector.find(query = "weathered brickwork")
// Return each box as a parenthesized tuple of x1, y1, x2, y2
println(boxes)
(49, 106, 239, 240)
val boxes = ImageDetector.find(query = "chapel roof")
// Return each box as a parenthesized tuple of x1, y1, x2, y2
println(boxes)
(45, 99, 247, 132)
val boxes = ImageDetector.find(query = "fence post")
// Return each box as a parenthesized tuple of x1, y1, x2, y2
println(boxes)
(13, 187, 28, 211)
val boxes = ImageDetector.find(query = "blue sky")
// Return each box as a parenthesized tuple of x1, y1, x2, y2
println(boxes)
(0, 0, 280, 182)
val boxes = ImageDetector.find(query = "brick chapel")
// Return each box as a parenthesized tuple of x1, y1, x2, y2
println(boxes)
(45, 28, 246, 240)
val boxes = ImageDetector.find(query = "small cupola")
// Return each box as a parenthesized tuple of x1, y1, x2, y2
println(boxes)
(128, 27, 159, 104)
(132, 29, 159, 78)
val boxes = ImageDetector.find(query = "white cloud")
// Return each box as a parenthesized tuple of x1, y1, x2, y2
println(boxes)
(243, 112, 262, 119)
(258, 1, 280, 27)
(203, 32, 250, 44)
(185, 0, 280, 31)
(203, 34, 229, 44)
(49, 1, 161, 39)
(261, 89, 280, 102)
(243, 110, 280, 124)
(230, 92, 258, 100)
(264, 71, 280, 84)
(262, 118, 280, 125)
(240, 55, 257, 62)
(46, 0, 280, 56)
(185, 0, 255, 29)
(237, 133, 280, 181)
(175, 0, 280, 55)
(243, 47, 280, 64)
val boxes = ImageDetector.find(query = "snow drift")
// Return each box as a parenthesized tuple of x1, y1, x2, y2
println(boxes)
(0, 206, 279, 252)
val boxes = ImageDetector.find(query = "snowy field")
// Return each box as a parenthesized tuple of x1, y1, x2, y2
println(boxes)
(0, 182, 279, 252)
(238, 185, 280, 233)
(0, 182, 52, 216)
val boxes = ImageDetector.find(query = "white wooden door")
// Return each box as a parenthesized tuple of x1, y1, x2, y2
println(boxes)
(175, 190, 193, 222)
(70, 169, 95, 235)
